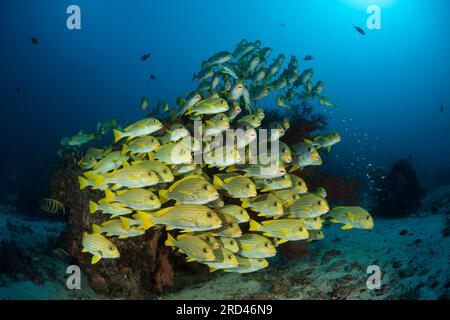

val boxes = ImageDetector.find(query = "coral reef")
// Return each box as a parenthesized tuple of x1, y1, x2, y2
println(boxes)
(421, 185, 450, 215)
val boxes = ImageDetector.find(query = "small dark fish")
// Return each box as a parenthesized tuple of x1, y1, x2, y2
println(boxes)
(150, 74, 156, 80)
(16, 87, 21, 93)
(407, 155, 413, 160)
(280, 23, 285, 27)
(441, 104, 444, 112)
(31, 37, 38, 45)
(304, 55, 314, 61)
(353, 25, 366, 35)
(40, 198, 65, 215)
(141, 53, 150, 61)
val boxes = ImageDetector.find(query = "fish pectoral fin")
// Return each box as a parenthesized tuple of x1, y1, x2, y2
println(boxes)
(81, 248, 88, 253)
(341, 225, 353, 230)
(91, 255, 102, 264)
(329, 219, 338, 223)
(277, 239, 288, 245)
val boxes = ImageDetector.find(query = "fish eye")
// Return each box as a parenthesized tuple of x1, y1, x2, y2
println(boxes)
(203, 248, 208, 253)
(317, 200, 321, 205)
(299, 227, 303, 231)
(206, 212, 213, 218)
(150, 196, 155, 200)
(109, 246, 114, 251)
(264, 243, 269, 247)
(307, 147, 312, 152)
(203, 185, 208, 190)
(228, 255, 232, 260)
(258, 259, 263, 262)
(246, 184, 250, 189)
(228, 222, 233, 227)
(273, 202, 277, 207)
(229, 240, 234, 245)
(366, 216, 370, 220)
(163, 169, 168, 173)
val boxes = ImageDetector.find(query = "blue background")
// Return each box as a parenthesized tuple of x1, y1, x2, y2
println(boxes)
(1, 0, 449, 187)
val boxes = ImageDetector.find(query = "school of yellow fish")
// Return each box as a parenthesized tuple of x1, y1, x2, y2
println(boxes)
(77, 40, 374, 272)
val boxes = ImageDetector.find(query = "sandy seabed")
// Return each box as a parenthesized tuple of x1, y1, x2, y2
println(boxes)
(0, 205, 448, 300)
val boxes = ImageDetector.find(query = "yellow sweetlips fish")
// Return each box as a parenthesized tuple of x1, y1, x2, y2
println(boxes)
(308, 230, 324, 242)
(288, 174, 308, 194)
(113, 118, 162, 142)
(254, 108, 265, 121)
(279, 141, 292, 164)
(89, 199, 132, 216)
(236, 114, 261, 128)
(82, 230, 120, 264)
(313, 187, 327, 199)
(284, 193, 329, 218)
(171, 163, 197, 176)
(211, 213, 242, 238)
(224, 256, 269, 273)
(242, 194, 284, 218)
(236, 233, 277, 258)
(93, 218, 145, 239)
(85, 151, 128, 174)
(306, 132, 341, 153)
(84, 165, 159, 190)
(203, 247, 238, 272)
(103, 189, 160, 211)
(213, 175, 257, 199)
(150, 141, 192, 165)
(165, 234, 216, 262)
(78, 147, 111, 170)
(132, 160, 174, 183)
(186, 98, 229, 116)
(206, 196, 224, 208)
(219, 237, 239, 253)
(328, 206, 374, 230)
(203, 145, 241, 169)
(254, 174, 292, 192)
(159, 175, 219, 204)
(232, 161, 287, 179)
(300, 217, 323, 230)
(194, 233, 220, 249)
(166, 124, 190, 142)
(214, 205, 250, 224)
(290, 142, 322, 172)
(272, 189, 300, 207)
(121, 136, 160, 156)
(249, 219, 309, 244)
(203, 113, 230, 136)
(133, 204, 222, 232)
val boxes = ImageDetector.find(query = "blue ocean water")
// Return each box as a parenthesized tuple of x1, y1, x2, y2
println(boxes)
(0, 0, 449, 300)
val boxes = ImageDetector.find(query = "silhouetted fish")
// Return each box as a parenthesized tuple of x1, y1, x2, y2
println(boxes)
(16, 87, 21, 93)
(353, 26, 366, 35)
(441, 104, 444, 112)
(150, 74, 156, 80)
(280, 23, 285, 27)
(304, 55, 314, 61)
(141, 53, 150, 61)
(31, 37, 38, 45)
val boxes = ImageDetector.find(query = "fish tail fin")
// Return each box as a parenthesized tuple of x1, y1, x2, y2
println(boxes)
(78, 176, 89, 190)
(158, 190, 169, 204)
(113, 129, 124, 143)
(165, 233, 176, 248)
(92, 224, 102, 234)
(133, 211, 154, 230)
(89, 201, 98, 214)
(248, 219, 262, 232)
(121, 144, 128, 155)
(91, 255, 101, 264)
(104, 189, 115, 202)
(90, 174, 105, 188)
(241, 199, 249, 208)
(213, 176, 223, 189)
(226, 165, 237, 172)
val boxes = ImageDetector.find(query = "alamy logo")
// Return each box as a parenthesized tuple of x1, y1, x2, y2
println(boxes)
(66, 265, 81, 290)
(367, 5, 381, 30)
(66, 5, 81, 30)
(366, 265, 381, 290)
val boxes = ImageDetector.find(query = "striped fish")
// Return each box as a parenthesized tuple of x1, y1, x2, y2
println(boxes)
(40, 198, 65, 215)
